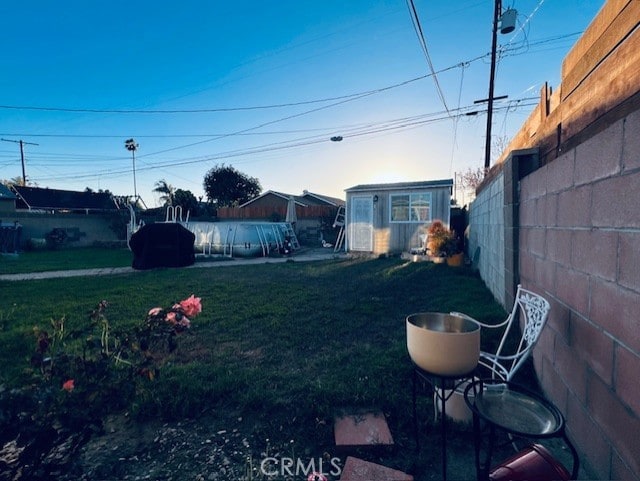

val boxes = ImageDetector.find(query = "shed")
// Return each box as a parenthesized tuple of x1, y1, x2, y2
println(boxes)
(344, 179, 453, 255)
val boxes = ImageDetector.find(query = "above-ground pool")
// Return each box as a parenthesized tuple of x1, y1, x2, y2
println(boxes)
(182, 221, 295, 258)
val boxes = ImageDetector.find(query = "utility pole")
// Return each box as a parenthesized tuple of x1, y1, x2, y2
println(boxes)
(484, 0, 501, 171)
(124, 138, 139, 201)
(483, 0, 516, 170)
(1, 138, 39, 185)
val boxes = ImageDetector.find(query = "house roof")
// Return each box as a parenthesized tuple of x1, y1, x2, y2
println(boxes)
(0, 183, 16, 200)
(11, 185, 119, 211)
(345, 179, 453, 192)
(240, 189, 344, 208)
(301, 190, 345, 206)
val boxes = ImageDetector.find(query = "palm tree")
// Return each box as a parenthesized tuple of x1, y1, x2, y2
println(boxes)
(153, 179, 175, 206)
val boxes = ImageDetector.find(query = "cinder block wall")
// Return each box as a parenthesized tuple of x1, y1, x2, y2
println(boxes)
(519, 111, 640, 481)
(467, 171, 506, 307)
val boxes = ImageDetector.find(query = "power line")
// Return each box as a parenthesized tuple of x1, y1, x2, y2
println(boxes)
(405, 0, 451, 116)
(31, 100, 537, 184)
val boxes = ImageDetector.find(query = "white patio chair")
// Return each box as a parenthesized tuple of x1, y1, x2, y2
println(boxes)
(451, 284, 551, 382)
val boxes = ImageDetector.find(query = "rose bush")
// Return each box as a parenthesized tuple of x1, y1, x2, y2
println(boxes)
(0, 295, 202, 480)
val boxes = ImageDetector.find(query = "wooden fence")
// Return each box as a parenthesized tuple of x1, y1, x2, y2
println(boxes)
(217, 205, 338, 221)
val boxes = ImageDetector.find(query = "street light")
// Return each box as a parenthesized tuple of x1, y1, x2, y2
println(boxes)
(124, 138, 139, 200)
(484, 1, 517, 170)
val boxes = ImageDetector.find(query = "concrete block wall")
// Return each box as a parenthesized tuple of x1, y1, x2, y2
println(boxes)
(468, 171, 506, 307)
(519, 111, 640, 481)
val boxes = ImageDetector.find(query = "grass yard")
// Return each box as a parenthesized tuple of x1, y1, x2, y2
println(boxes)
(0, 247, 133, 275)
(0, 256, 518, 480)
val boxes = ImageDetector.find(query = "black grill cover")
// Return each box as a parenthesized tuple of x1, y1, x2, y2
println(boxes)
(129, 223, 195, 270)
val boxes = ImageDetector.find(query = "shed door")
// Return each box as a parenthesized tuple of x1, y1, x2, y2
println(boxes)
(349, 195, 373, 251)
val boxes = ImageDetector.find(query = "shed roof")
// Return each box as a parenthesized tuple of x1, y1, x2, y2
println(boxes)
(12, 185, 119, 211)
(345, 179, 453, 192)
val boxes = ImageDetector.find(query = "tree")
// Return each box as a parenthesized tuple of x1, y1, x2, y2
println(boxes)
(203, 164, 261, 207)
(153, 179, 175, 206)
(459, 167, 485, 192)
(173, 188, 199, 215)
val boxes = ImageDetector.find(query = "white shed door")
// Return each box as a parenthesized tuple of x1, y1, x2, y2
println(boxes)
(349, 195, 373, 251)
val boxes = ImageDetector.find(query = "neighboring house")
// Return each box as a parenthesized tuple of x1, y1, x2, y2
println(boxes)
(234, 190, 345, 246)
(0, 183, 16, 214)
(239, 189, 344, 210)
(344, 179, 453, 255)
(11, 186, 119, 213)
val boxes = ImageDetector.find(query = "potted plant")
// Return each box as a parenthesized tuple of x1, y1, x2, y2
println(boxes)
(427, 220, 463, 266)
(443, 234, 464, 267)
(426, 220, 449, 260)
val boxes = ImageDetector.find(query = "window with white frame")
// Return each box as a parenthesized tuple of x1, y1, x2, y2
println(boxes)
(390, 192, 431, 222)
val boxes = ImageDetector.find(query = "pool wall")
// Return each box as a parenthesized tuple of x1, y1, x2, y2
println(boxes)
(182, 221, 295, 257)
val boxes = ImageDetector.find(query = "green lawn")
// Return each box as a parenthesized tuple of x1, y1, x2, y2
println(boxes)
(0, 257, 513, 477)
(0, 247, 133, 274)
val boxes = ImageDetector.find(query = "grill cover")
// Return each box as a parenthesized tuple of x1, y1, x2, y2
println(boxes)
(129, 223, 195, 270)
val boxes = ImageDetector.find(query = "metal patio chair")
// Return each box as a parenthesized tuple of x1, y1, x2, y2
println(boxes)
(451, 284, 551, 382)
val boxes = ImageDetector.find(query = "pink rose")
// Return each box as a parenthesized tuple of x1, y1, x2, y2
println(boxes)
(148, 307, 162, 316)
(165, 312, 177, 325)
(62, 379, 75, 392)
(179, 295, 202, 318)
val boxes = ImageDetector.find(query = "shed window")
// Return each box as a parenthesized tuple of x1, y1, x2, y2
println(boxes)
(390, 193, 431, 222)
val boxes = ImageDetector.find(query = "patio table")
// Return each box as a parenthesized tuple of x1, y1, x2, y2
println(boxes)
(463, 379, 579, 480)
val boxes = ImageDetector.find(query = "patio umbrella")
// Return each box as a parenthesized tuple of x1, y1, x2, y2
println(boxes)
(285, 196, 297, 224)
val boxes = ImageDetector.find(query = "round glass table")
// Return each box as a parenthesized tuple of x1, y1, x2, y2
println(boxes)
(463, 379, 579, 480)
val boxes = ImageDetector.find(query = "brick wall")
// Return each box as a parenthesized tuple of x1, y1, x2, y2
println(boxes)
(519, 112, 640, 480)
(469, 1, 640, 478)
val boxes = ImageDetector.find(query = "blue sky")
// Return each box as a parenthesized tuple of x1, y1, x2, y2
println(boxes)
(0, 0, 604, 206)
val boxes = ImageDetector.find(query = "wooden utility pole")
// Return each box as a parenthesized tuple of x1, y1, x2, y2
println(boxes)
(1, 138, 39, 185)
(484, 0, 501, 171)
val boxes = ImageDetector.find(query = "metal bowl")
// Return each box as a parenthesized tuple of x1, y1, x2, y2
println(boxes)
(406, 312, 480, 376)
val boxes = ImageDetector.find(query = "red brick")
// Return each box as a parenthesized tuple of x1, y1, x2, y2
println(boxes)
(554, 337, 587, 400)
(622, 109, 640, 173)
(545, 228, 571, 266)
(592, 172, 640, 228)
(618, 232, 640, 293)
(556, 185, 592, 227)
(571, 314, 614, 384)
(587, 373, 640, 476)
(537, 321, 557, 362)
(535, 257, 556, 293)
(555, 266, 590, 317)
(590, 279, 640, 353)
(539, 356, 569, 413)
(543, 193, 558, 227)
(339, 457, 413, 481)
(525, 227, 546, 257)
(334, 412, 393, 446)
(519, 250, 536, 287)
(566, 392, 612, 479)
(520, 166, 547, 200)
(614, 345, 640, 417)
(546, 150, 575, 193)
(546, 296, 571, 341)
(611, 450, 640, 481)
(574, 119, 623, 186)
(571, 229, 617, 281)
(520, 198, 536, 227)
